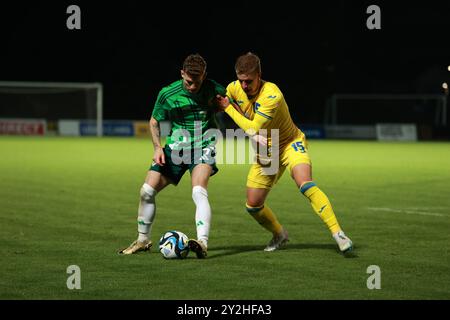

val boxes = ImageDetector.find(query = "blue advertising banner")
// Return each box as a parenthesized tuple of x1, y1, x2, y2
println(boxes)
(80, 121, 134, 136)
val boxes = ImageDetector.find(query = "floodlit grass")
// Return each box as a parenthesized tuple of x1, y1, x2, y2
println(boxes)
(1, 136, 449, 299)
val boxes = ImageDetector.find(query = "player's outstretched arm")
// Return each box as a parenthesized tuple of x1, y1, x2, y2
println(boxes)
(215, 95, 267, 145)
(215, 95, 270, 133)
(215, 94, 244, 116)
(149, 117, 165, 165)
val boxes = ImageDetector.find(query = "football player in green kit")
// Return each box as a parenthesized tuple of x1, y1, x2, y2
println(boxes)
(120, 54, 226, 258)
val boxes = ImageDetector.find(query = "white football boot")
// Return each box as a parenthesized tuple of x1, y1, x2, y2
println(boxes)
(333, 231, 353, 253)
(264, 229, 289, 252)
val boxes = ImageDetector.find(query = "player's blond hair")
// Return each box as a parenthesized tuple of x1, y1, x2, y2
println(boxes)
(235, 52, 261, 75)
(183, 54, 207, 77)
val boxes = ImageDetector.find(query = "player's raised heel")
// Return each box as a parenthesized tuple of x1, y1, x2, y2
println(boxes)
(119, 239, 152, 254)
(333, 231, 353, 253)
(188, 239, 208, 259)
(264, 229, 289, 252)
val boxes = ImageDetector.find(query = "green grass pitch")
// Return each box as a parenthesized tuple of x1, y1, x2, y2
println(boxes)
(1, 136, 449, 299)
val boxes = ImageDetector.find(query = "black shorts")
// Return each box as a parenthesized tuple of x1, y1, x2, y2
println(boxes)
(150, 145, 219, 185)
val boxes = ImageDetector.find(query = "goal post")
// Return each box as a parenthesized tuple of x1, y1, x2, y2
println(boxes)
(0, 81, 103, 136)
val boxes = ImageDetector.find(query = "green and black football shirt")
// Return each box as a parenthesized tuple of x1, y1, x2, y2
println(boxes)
(151, 79, 226, 150)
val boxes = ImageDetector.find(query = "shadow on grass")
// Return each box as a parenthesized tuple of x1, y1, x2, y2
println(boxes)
(205, 243, 360, 259)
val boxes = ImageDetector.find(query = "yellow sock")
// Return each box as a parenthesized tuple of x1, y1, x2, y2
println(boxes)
(300, 182, 341, 234)
(246, 203, 283, 235)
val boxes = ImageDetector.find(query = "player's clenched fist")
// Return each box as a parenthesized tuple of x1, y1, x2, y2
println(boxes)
(215, 94, 230, 110)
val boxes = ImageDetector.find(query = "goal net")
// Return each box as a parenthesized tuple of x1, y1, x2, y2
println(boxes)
(325, 94, 447, 126)
(0, 81, 103, 136)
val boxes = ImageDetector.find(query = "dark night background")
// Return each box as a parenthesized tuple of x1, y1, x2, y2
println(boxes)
(0, 0, 449, 125)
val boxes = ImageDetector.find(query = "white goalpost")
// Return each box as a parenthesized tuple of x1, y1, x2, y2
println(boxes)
(0, 81, 103, 136)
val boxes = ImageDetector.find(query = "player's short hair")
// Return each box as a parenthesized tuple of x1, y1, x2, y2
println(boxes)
(235, 52, 261, 75)
(183, 54, 207, 77)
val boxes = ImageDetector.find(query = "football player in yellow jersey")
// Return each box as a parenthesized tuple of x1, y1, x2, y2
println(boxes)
(216, 52, 353, 253)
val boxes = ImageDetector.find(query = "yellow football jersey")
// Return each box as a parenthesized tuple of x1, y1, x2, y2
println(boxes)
(225, 80, 304, 149)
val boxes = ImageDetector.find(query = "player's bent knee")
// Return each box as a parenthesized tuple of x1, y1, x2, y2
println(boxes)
(140, 183, 157, 203)
(246, 198, 265, 208)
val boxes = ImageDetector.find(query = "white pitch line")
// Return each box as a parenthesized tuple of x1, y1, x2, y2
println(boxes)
(367, 207, 448, 217)
(405, 207, 450, 210)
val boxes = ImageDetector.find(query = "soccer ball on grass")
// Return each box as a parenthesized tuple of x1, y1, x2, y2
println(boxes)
(159, 231, 190, 259)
